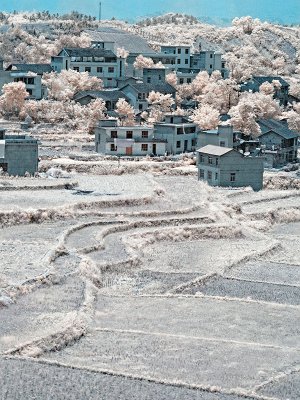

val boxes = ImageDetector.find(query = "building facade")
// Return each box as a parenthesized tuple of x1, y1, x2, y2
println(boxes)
(197, 145, 264, 191)
(0, 130, 39, 176)
(198, 125, 234, 149)
(95, 119, 166, 156)
(154, 115, 198, 154)
(51, 48, 126, 88)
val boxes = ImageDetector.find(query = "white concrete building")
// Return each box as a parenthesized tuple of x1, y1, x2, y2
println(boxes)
(95, 119, 167, 156)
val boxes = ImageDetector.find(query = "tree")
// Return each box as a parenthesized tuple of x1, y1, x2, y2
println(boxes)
(147, 91, 175, 123)
(228, 92, 282, 136)
(115, 99, 135, 126)
(0, 81, 28, 117)
(117, 47, 129, 59)
(191, 104, 220, 130)
(165, 72, 177, 87)
(42, 70, 103, 101)
(133, 54, 155, 70)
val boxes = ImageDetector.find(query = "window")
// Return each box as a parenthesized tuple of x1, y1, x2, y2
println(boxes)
(73, 67, 79, 72)
(147, 77, 151, 83)
(110, 144, 117, 151)
(200, 169, 205, 178)
(208, 171, 212, 180)
(220, 141, 225, 147)
(126, 131, 133, 139)
(230, 173, 236, 182)
(191, 139, 196, 147)
(85, 67, 91, 72)
(210, 54, 213, 58)
(216, 157, 219, 166)
(142, 131, 148, 138)
(215, 172, 218, 180)
(179, 78, 184, 84)
(158, 75, 162, 81)
(210, 64, 213, 69)
(208, 156, 213, 164)
(185, 48, 189, 54)
(177, 59, 181, 64)
(97, 67, 103, 73)
(176, 141, 181, 148)
(27, 89, 33, 95)
(187, 78, 192, 84)
(110, 131, 118, 138)
(28, 77, 34, 85)
(177, 128, 184, 135)
(199, 155, 204, 163)
(185, 59, 189, 64)
(141, 143, 148, 151)
(178, 48, 181, 54)
(108, 67, 115, 73)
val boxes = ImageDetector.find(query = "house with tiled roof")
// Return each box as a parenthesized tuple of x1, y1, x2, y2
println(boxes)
(51, 47, 126, 88)
(240, 76, 289, 106)
(258, 119, 299, 167)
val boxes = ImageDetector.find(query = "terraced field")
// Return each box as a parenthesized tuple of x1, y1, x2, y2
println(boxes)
(0, 172, 300, 399)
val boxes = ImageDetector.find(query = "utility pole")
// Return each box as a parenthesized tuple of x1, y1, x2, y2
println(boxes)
(99, 2, 102, 21)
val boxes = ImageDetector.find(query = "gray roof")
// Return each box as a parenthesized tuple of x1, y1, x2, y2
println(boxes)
(84, 28, 156, 55)
(122, 82, 176, 94)
(6, 63, 52, 74)
(258, 119, 298, 139)
(197, 145, 233, 156)
(59, 48, 116, 58)
(74, 90, 129, 102)
(252, 76, 289, 87)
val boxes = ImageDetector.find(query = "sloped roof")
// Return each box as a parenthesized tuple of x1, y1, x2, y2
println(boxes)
(252, 76, 289, 87)
(6, 63, 52, 74)
(74, 90, 129, 102)
(258, 119, 298, 139)
(122, 82, 176, 94)
(60, 48, 116, 58)
(84, 28, 156, 55)
(197, 145, 233, 156)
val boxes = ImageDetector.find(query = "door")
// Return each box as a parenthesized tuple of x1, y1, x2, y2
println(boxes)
(184, 140, 188, 151)
(152, 143, 157, 155)
(126, 147, 132, 156)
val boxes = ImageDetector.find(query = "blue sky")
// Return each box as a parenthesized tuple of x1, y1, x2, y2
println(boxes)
(1, 0, 299, 24)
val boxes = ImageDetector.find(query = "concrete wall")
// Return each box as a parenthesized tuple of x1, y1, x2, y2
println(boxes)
(198, 150, 264, 191)
(154, 123, 198, 154)
(4, 140, 38, 176)
(198, 126, 234, 149)
(161, 46, 191, 70)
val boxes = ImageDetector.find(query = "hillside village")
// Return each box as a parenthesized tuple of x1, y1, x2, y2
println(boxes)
(0, 13, 299, 188)
(1, 11, 300, 400)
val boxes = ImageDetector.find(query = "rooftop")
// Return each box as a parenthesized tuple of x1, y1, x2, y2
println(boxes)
(74, 90, 129, 102)
(6, 64, 52, 74)
(58, 48, 116, 58)
(84, 27, 156, 55)
(197, 145, 233, 156)
(122, 82, 176, 93)
(258, 119, 298, 139)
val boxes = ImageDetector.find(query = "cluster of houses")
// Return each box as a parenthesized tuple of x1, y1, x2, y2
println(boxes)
(0, 26, 299, 191)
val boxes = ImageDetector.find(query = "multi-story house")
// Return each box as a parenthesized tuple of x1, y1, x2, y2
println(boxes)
(160, 45, 192, 71)
(0, 128, 39, 176)
(257, 119, 298, 167)
(198, 125, 235, 149)
(0, 60, 44, 99)
(51, 48, 126, 88)
(154, 115, 199, 154)
(120, 68, 176, 112)
(240, 76, 289, 106)
(197, 145, 264, 191)
(95, 119, 167, 156)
